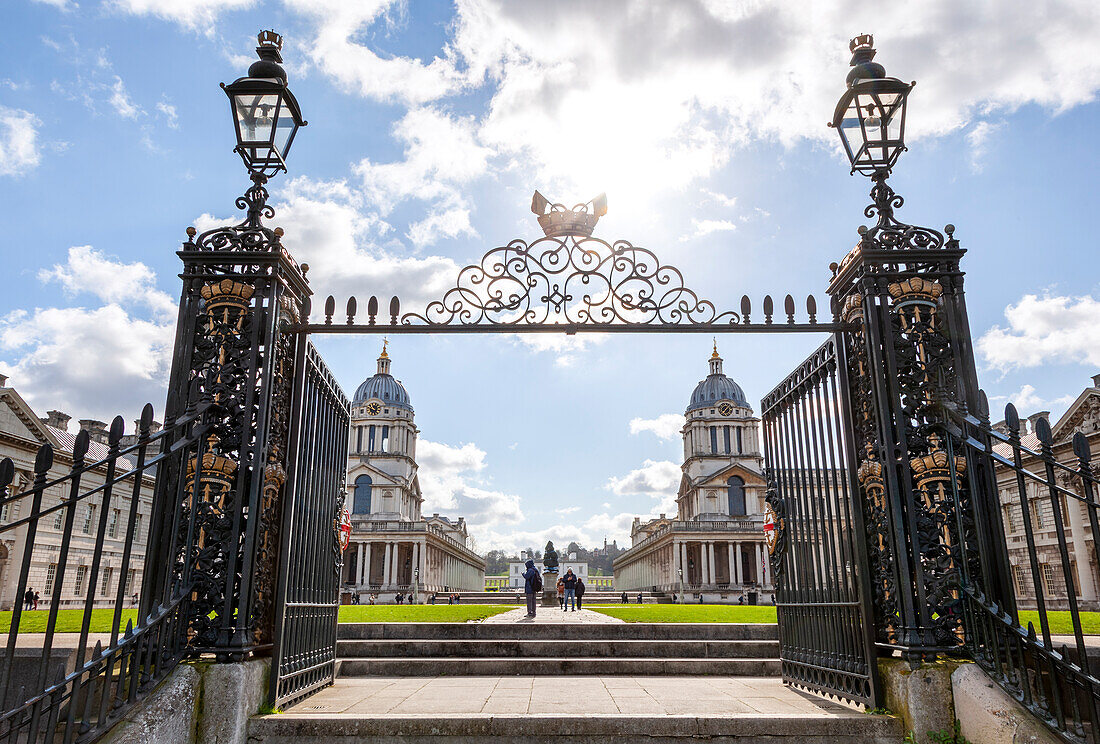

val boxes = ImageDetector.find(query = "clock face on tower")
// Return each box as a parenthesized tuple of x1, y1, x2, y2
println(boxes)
(717, 403, 734, 416)
(366, 401, 382, 415)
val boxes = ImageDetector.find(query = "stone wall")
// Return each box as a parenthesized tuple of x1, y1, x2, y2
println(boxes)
(101, 658, 269, 744)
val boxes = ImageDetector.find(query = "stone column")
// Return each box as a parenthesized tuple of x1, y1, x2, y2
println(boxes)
(355, 543, 364, 585)
(727, 543, 735, 586)
(734, 541, 743, 585)
(362, 542, 372, 585)
(382, 541, 393, 587)
(754, 542, 763, 586)
(1066, 493, 1098, 602)
(707, 542, 716, 587)
(680, 542, 689, 585)
(411, 542, 420, 590)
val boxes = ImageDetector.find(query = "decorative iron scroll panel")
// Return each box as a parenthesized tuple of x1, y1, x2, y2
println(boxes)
(270, 340, 351, 710)
(305, 234, 840, 334)
(761, 334, 880, 708)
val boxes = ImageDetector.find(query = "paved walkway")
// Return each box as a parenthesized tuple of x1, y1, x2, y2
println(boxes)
(481, 607, 624, 624)
(285, 676, 859, 717)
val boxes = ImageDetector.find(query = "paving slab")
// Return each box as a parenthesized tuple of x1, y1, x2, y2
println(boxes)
(481, 608, 625, 624)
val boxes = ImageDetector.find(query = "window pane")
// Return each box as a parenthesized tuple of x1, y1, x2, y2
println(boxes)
(234, 94, 279, 143)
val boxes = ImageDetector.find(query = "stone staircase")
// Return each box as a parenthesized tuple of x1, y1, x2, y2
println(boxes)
(335, 622, 781, 676)
(248, 622, 905, 742)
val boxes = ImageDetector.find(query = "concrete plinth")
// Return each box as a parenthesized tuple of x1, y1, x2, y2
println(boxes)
(541, 571, 558, 606)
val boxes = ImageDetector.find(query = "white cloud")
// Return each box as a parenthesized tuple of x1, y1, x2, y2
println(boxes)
(416, 438, 524, 543)
(108, 76, 142, 119)
(355, 107, 492, 246)
(629, 413, 683, 441)
(965, 121, 1002, 173)
(33, 0, 75, 9)
(988, 384, 1076, 418)
(0, 248, 176, 422)
(291, 1, 1100, 215)
(193, 177, 460, 318)
(107, 0, 255, 32)
(704, 190, 738, 209)
(38, 246, 175, 316)
(555, 506, 581, 515)
(283, 0, 468, 103)
(605, 459, 681, 515)
(0, 107, 41, 177)
(509, 334, 607, 368)
(156, 100, 179, 129)
(978, 294, 1100, 371)
(682, 218, 737, 242)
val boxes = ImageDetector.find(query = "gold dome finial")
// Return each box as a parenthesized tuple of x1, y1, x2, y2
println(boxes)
(380, 336, 389, 359)
(711, 339, 720, 359)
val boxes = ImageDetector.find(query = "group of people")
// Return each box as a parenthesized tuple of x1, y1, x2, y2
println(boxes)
(521, 561, 591, 617)
(555, 570, 585, 611)
(23, 587, 39, 610)
(619, 591, 644, 604)
(428, 593, 462, 604)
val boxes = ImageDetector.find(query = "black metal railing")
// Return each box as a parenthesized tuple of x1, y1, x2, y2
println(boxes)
(0, 403, 208, 743)
(761, 334, 881, 707)
(943, 397, 1100, 744)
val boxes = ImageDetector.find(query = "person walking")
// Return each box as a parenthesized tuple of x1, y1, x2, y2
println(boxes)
(637, 592, 643, 604)
(620, 590, 628, 604)
(562, 569, 577, 612)
(23, 588, 33, 610)
(522, 559, 541, 617)
(32, 590, 39, 610)
(575, 577, 586, 611)
(556, 578, 565, 611)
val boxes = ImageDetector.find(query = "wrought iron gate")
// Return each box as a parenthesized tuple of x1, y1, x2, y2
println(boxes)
(761, 334, 881, 707)
(269, 338, 351, 709)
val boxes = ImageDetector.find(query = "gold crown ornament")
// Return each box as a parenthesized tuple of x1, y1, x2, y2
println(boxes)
(909, 434, 966, 491)
(841, 293, 864, 323)
(850, 34, 874, 53)
(856, 444, 884, 494)
(185, 451, 238, 493)
(531, 190, 607, 238)
(201, 279, 255, 313)
(887, 277, 943, 310)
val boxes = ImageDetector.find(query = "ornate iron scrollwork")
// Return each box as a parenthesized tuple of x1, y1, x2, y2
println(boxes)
(400, 234, 742, 328)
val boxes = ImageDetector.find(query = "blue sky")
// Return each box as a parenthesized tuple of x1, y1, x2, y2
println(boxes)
(2, 0, 1099, 552)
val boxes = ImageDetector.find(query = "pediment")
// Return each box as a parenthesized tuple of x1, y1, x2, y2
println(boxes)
(1052, 390, 1100, 442)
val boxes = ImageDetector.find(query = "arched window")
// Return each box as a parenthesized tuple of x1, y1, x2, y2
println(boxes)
(353, 475, 372, 514)
(727, 476, 745, 516)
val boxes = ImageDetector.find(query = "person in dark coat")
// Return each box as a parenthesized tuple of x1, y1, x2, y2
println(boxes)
(522, 559, 540, 617)
(620, 591, 628, 604)
(637, 592, 643, 604)
(562, 569, 577, 612)
(575, 577, 586, 610)
(23, 588, 34, 610)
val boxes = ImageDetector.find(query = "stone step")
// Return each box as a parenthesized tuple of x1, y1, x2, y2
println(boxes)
(337, 622, 778, 641)
(249, 713, 903, 743)
(337, 638, 780, 659)
(336, 657, 782, 676)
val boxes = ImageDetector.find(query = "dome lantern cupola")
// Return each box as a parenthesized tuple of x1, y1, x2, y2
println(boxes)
(377, 339, 391, 375)
(352, 341, 412, 411)
(687, 343, 750, 413)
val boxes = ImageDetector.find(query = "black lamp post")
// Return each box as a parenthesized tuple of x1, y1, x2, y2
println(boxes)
(222, 30, 306, 225)
(828, 35, 942, 251)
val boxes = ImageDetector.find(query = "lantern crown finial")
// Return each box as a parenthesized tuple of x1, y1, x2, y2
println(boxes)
(849, 34, 874, 53)
(258, 29, 283, 51)
(249, 29, 286, 79)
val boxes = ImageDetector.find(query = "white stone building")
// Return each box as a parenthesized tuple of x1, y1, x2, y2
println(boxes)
(0, 375, 154, 610)
(614, 346, 773, 601)
(341, 346, 485, 601)
(993, 374, 1100, 611)
(504, 559, 589, 589)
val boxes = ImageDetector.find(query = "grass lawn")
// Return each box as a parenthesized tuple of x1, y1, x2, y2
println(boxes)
(587, 605, 778, 623)
(1017, 610, 1100, 636)
(0, 608, 139, 634)
(337, 604, 513, 623)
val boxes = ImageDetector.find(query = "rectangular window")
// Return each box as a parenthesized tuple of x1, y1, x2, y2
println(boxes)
(709, 427, 718, 454)
(356, 426, 363, 452)
(1004, 506, 1016, 534)
(45, 563, 58, 595)
(381, 425, 389, 453)
(53, 502, 64, 530)
(723, 426, 731, 454)
(736, 427, 743, 453)
(0, 500, 8, 522)
(100, 567, 113, 596)
(1041, 563, 1057, 595)
(125, 568, 137, 594)
(368, 425, 376, 452)
(82, 504, 96, 534)
(1033, 503, 1046, 530)
(134, 513, 142, 541)
(74, 565, 88, 595)
(109, 508, 120, 538)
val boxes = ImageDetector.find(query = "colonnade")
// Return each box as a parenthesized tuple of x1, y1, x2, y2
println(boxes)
(615, 537, 771, 591)
(347, 538, 483, 591)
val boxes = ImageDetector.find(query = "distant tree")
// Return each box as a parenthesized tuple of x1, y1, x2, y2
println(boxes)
(484, 550, 509, 574)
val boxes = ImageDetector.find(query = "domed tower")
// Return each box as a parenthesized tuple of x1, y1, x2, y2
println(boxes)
(347, 343, 422, 522)
(678, 342, 763, 520)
